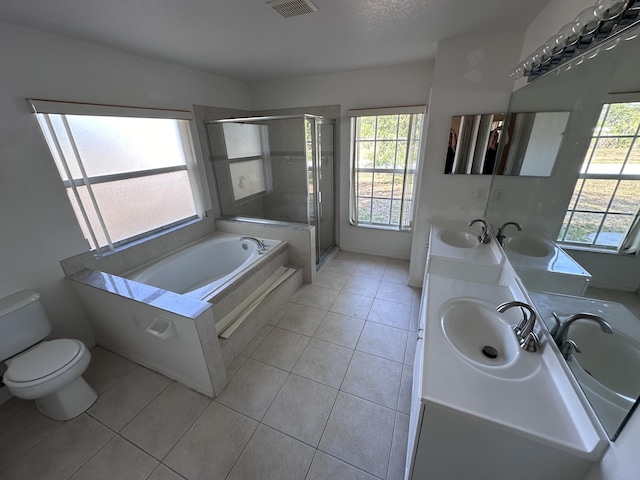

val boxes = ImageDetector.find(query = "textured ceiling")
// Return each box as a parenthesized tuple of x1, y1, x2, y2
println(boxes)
(0, 0, 551, 83)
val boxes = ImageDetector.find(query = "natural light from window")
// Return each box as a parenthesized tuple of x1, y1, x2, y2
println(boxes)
(558, 102, 640, 250)
(36, 111, 199, 252)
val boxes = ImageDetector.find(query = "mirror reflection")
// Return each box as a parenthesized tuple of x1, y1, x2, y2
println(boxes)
(447, 110, 570, 176)
(445, 113, 504, 174)
(486, 24, 640, 440)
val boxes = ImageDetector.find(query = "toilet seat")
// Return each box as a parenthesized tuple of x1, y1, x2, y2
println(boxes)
(4, 339, 83, 383)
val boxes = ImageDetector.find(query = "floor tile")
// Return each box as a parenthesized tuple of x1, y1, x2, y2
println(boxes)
(88, 366, 170, 431)
(2, 414, 114, 480)
(319, 392, 395, 478)
(313, 312, 365, 349)
(263, 374, 337, 447)
(69, 435, 158, 480)
(306, 450, 378, 480)
(313, 269, 350, 291)
(121, 382, 210, 459)
(404, 333, 418, 366)
(147, 465, 187, 480)
(277, 303, 326, 337)
(341, 351, 403, 409)
(376, 281, 418, 306)
(342, 275, 381, 298)
(387, 413, 410, 480)
(290, 284, 340, 310)
(409, 305, 420, 332)
(397, 364, 413, 415)
(293, 338, 353, 389)
(266, 302, 292, 326)
(215, 358, 289, 420)
(356, 322, 407, 363)
(163, 402, 257, 480)
(226, 353, 249, 379)
(322, 257, 358, 276)
(382, 261, 410, 285)
(226, 424, 315, 480)
(352, 261, 386, 280)
(0, 401, 63, 470)
(84, 346, 138, 395)
(330, 291, 374, 319)
(367, 298, 412, 330)
(251, 328, 310, 371)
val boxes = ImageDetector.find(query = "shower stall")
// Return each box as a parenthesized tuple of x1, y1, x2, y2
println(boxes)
(205, 115, 336, 263)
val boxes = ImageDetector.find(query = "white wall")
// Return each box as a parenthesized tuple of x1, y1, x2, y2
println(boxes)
(0, 21, 251, 345)
(408, 29, 525, 285)
(249, 62, 434, 259)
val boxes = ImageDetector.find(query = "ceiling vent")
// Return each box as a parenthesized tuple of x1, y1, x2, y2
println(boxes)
(267, 0, 318, 18)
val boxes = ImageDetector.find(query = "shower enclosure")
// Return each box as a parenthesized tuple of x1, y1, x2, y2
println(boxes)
(205, 115, 335, 263)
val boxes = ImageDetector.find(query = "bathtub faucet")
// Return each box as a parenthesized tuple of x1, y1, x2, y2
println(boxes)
(240, 236, 267, 253)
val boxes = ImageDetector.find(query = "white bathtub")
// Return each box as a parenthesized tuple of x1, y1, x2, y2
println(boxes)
(127, 233, 278, 300)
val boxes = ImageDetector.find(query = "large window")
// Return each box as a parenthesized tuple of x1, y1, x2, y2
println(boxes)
(558, 102, 640, 250)
(31, 100, 202, 252)
(349, 107, 424, 230)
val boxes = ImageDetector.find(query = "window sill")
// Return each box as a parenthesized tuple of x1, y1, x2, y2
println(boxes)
(349, 222, 412, 233)
(557, 243, 621, 256)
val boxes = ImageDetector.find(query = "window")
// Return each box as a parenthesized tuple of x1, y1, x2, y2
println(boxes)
(30, 100, 202, 252)
(349, 107, 425, 230)
(558, 102, 640, 250)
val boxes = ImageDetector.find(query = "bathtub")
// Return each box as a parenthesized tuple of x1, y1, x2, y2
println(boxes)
(126, 233, 280, 301)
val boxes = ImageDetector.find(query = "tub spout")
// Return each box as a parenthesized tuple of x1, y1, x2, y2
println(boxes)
(240, 236, 267, 253)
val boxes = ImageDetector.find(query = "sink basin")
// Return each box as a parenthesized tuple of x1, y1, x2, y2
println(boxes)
(569, 321, 640, 401)
(504, 236, 552, 257)
(439, 298, 540, 379)
(441, 298, 517, 367)
(437, 229, 478, 249)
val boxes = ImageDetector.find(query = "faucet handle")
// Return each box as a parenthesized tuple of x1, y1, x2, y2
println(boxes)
(561, 339, 581, 360)
(520, 331, 540, 352)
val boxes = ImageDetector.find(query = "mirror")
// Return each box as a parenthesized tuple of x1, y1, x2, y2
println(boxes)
(486, 23, 640, 440)
(445, 113, 504, 174)
(446, 111, 569, 176)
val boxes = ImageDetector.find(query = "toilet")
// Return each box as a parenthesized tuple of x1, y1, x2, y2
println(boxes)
(0, 289, 97, 421)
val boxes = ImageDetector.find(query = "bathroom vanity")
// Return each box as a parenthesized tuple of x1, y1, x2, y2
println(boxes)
(406, 222, 609, 480)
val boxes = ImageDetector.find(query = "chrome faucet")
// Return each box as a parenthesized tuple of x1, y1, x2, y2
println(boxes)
(496, 301, 540, 352)
(468, 218, 491, 244)
(496, 221, 522, 245)
(239, 236, 267, 253)
(549, 312, 613, 358)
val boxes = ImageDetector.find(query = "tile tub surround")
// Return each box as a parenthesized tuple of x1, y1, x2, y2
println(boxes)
(1, 253, 418, 480)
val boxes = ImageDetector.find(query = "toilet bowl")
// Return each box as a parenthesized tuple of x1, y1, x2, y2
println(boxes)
(3, 339, 97, 420)
(0, 290, 98, 421)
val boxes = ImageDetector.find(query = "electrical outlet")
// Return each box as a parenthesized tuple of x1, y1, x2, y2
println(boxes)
(474, 188, 486, 202)
(493, 189, 504, 202)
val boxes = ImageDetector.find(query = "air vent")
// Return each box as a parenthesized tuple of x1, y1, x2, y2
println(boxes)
(267, 0, 318, 18)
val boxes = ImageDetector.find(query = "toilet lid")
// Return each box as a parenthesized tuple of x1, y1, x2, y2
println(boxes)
(5, 339, 82, 382)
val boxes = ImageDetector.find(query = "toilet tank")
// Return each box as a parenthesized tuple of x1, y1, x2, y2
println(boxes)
(0, 290, 52, 361)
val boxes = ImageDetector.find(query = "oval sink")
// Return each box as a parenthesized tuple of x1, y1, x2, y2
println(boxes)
(504, 236, 552, 257)
(569, 321, 640, 400)
(437, 229, 478, 249)
(439, 298, 540, 380)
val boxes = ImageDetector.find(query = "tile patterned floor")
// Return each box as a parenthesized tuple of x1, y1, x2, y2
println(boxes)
(0, 251, 420, 480)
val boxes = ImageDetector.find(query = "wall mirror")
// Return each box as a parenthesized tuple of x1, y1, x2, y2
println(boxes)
(446, 111, 569, 176)
(485, 22, 640, 441)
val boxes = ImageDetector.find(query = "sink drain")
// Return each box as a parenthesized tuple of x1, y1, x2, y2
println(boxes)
(482, 345, 498, 359)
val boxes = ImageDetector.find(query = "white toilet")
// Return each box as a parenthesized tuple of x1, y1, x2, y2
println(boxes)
(0, 289, 97, 421)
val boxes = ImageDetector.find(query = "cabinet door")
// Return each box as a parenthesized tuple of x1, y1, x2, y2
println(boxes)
(405, 332, 424, 480)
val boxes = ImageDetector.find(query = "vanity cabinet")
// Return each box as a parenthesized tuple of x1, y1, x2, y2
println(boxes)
(405, 223, 608, 480)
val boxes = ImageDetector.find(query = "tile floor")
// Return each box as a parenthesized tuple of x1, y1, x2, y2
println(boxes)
(0, 251, 420, 480)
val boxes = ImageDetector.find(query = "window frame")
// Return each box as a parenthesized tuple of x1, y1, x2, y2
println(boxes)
(348, 106, 425, 231)
(29, 99, 205, 253)
(558, 99, 640, 251)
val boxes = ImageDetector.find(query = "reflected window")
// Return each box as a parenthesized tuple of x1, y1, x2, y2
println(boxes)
(33, 102, 201, 252)
(559, 102, 640, 249)
(349, 108, 425, 230)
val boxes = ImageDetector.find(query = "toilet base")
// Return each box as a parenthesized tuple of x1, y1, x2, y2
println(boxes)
(35, 376, 97, 421)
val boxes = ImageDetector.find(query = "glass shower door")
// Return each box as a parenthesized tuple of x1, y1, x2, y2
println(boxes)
(316, 119, 335, 261)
